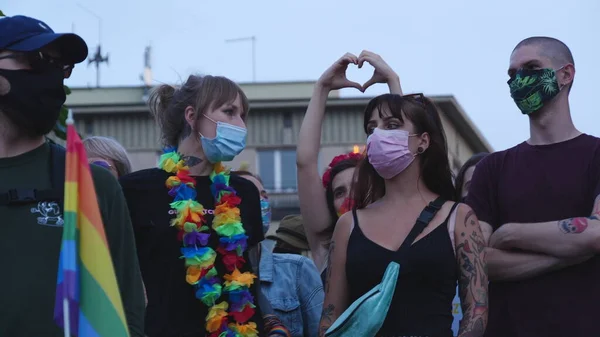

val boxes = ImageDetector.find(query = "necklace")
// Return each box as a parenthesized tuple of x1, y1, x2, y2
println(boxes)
(159, 147, 258, 337)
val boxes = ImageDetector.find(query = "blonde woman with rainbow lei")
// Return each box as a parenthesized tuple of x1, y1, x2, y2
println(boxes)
(120, 75, 290, 337)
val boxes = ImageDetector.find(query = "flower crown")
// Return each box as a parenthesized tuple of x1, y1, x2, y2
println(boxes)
(321, 152, 364, 188)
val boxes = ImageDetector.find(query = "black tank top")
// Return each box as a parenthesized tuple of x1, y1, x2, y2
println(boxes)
(346, 203, 459, 337)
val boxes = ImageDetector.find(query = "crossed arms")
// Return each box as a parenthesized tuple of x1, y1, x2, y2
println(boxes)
(483, 195, 600, 281)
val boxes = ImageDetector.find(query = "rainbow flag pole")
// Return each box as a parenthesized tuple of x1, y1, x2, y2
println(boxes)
(62, 253, 70, 337)
(53, 109, 130, 337)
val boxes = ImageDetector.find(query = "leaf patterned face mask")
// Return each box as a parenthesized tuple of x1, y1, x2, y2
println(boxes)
(508, 67, 564, 115)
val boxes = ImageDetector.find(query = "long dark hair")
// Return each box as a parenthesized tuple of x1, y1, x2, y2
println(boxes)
(352, 94, 456, 209)
(454, 152, 488, 200)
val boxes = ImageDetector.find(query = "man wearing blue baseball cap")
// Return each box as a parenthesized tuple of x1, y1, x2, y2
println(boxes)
(0, 15, 146, 337)
(0, 15, 88, 138)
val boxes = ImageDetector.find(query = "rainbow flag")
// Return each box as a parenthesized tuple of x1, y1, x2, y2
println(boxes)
(54, 111, 130, 337)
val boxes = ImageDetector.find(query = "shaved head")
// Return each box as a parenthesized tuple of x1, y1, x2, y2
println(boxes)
(513, 36, 574, 68)
(508, 36, 576, 93)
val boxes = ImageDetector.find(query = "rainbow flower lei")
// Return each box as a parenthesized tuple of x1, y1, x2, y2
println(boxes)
(158, 147, 258, 337)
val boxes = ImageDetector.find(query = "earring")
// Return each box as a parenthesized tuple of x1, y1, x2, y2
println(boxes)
(417, 147, 424, 154)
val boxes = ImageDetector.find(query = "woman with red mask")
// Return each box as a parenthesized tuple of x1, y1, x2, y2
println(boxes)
(297, 51, 402, 283)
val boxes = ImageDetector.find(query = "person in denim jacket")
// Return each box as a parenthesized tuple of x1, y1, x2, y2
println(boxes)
(259, 241, 324, 337)
(235, 170, 325, 337)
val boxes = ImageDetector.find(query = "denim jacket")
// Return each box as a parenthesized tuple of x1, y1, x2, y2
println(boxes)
(260, 241, 324, 337)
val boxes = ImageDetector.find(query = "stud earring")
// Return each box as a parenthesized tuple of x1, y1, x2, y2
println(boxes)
(417, 147, 424, 154)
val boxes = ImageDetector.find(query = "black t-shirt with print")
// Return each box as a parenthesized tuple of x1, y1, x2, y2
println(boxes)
(120, 168, 265, 337)
(0, 143, 145, 337)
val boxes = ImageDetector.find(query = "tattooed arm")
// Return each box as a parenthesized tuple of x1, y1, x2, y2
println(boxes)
(318, 212, 353, 337)
(455, 205, 488, 337)
(464, 152, 589, 281)
(480, 220, 590, 281)
(489, 195, 600, 258)
(485, 247, 590, 281)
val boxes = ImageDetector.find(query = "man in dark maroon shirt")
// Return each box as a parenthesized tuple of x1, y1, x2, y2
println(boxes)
(466, 36, 600, 337)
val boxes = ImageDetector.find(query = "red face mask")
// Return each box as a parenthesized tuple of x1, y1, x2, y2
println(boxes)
(337, 198, 355, 217)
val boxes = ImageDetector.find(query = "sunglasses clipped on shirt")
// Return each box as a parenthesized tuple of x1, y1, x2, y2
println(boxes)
(0, 51, 74, 78)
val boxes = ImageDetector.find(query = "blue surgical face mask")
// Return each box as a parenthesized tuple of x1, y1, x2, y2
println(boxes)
(199, 114, 247, 163)
(260, 198, 271, 234)
(260, 198, 272, 235)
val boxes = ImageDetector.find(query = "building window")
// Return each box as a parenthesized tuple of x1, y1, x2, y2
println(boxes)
(280, 150, 296, 189)
(85, 120, 94, 135)
(283, 111, 292, 128)
(258, 149, 297, 192)
(258, 151, 275, 190)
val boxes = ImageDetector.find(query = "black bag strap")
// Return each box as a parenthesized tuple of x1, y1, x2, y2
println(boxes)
(0, 142, 65, 210)
(397, 196, 446, 256)
(49, 142, 66, 212)
(248, 245, 261, 276)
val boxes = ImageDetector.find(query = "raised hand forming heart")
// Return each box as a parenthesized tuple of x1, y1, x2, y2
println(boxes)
(317, 53, 363, 92)
(317, 51, 401, 94)
(358, 50, 400, 92)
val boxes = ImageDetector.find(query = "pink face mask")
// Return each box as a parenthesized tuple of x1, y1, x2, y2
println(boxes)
(367, 128, 416, 179)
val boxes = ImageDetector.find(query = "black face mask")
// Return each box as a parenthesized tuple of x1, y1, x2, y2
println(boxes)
(0, 67, 65, 137)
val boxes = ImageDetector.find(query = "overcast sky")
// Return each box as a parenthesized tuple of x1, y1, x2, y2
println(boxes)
(6, 0, 599, 151)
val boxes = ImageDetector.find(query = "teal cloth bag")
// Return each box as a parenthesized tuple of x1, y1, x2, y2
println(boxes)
(325, 197, 446, 337)
(324, 261, 400, 337)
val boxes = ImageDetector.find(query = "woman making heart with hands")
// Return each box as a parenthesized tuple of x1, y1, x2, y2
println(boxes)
(297, 51, 402, 282)
(318, 90, 489, 336)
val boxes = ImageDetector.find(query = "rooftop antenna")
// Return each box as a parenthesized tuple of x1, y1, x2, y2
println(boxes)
(141, 44, 153, 102)
(225, 36, 256, 82)
(77, 3, 108, 88)
(140, 44, 153, 87)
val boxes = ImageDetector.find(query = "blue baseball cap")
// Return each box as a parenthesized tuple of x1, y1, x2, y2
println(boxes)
(0, 15, 88, 64)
